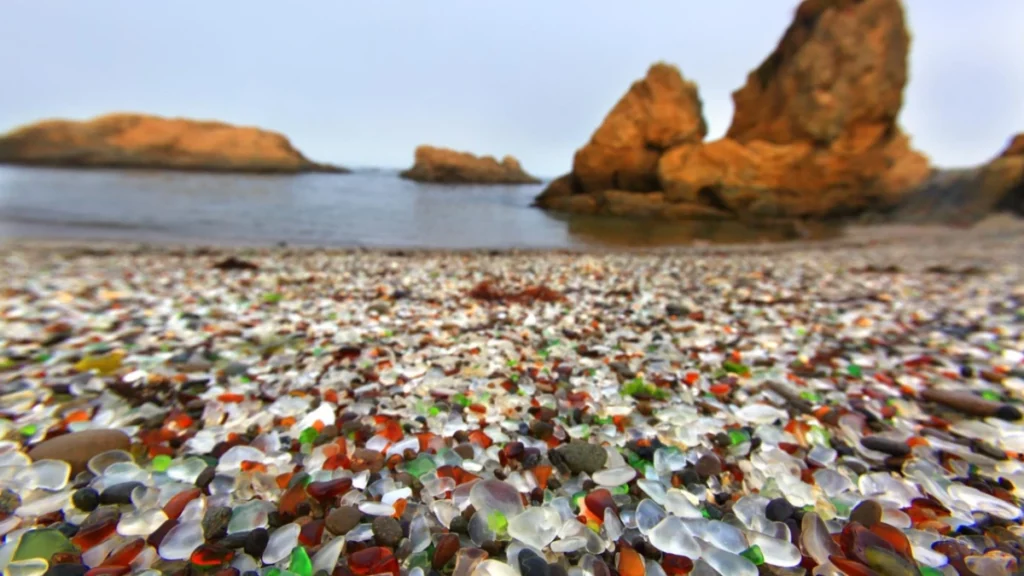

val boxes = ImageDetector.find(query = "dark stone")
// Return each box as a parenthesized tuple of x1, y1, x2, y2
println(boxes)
(99, 481, 144, 505)
(72, 487, 100, 512)
(849, 499, 883, 528)
(481, 539, 507, 556)
(973, 440, 1009, 461)
(519, 549, 551, 576)
(715, 432, 732, 448)
(449, 515, 469, 535)
(43, 565, 89, 576)
(765, 498, 795, 522)
(203, 506, 233, 540)
(677, 468, 700, 487)
(372, 516, 404, 548)
(454, 444, 476, 460)
(665, 304, 689, 317)
(53, 522, 79, 538)
(195, 466, 216, 491)
(243, 527, 269, 558)
(556, 442, 608, 475)
(218, 531, 251, 549)
(548, 564, 569, 576)
(859, 436, 911, 457)
(694, 454, 723, 478)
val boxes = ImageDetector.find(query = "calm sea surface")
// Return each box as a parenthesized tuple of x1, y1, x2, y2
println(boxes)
(0, 166, 830, 249)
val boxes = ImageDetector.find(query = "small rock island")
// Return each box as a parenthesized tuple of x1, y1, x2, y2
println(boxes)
(400, 145, 540, 184)
(0, 113, 346, 174)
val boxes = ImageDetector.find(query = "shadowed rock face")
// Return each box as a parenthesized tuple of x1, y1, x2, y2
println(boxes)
(535, 0, 933, 221)
(0, 113, 346, 173)
(399, 146, 539, 184)
(886, 134, 1024, 225)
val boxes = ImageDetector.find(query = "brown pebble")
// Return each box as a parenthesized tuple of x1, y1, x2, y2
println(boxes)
(325, 505, 363, 535)
(921, 389, 1022, 421)
(27, 429, 131, 475)
(454, 443, 476, 460)
(695, 454, 722, 478)
(849, 499, 883, 527)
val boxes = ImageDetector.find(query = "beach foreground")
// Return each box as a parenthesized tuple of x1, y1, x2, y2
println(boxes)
(2, 223, 1024, 575)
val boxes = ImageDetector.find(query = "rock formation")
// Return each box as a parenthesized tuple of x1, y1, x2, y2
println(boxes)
(0, 113, 346, 173)
(400, 146, 539, 184)
(890, 134, 1024, 224)
(535, 0, 932, 221)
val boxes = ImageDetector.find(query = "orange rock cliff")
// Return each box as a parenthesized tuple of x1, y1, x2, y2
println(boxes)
(0, 113, 345, 173)
(536, 0, 942, 221)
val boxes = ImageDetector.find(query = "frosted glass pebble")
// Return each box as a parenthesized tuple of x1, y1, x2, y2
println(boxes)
(15, 460, 70, 491)
(217, 446, 265, 473)
(636, 499, 666, 535)
(312, 536, 346, 573)
(550, 536, 587, 553)
(470, 479, 525, 518)
(663, 489, 703, 519)
(87, 450, 134, 476)
(592, 466, 636, 487)
(508, 507, 560, 550)
(949, 484, 1022, 520)
(701, 520, 748, 554)
(648, 516, 700, 558)
(700, 543, 757, 576)
(227, 500, 272, 534)
(409, 514, 431, 554)
(263, 523, 301, 564)
(158, 520, 204, 560)
(15, 489, 70, 517)
(118, 508, 169, 537)
(166, 457, 210, 484)
(358, 501, 396, 516)
(473, 560, 519, 576)
(747, 531, 801, 567)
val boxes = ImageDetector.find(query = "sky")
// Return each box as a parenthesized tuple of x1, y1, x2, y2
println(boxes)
(1, 1, 1022, 177)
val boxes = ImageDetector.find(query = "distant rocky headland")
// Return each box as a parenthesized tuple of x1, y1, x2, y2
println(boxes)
(399, 145, 539, 184)
(0, 113, 346, 174)
(533, 0, 1022, 225)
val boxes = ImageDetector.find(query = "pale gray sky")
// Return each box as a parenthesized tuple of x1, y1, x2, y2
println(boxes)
(1, 1, 1021, 176)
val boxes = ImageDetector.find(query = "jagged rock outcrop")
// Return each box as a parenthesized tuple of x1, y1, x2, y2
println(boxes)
(0, 113, 345, 173)
(889, 134, 1024, 224)
(534, 63, 718, 219)
(400, 146, 539, 184)
(535, 0, 932, 220)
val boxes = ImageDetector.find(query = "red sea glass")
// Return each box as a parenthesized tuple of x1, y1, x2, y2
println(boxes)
(432, 534, 461, 569)
(100, 537, 145, 566)
(348, 547, 400, 576)
(306, 477, 354, 501)
(299, 519, 325, 547)
(191, 543, 235, 567)
(829, 556, 881, 576)
(163, 488, 201, 521)
(584, 489, 617, 520)
(72, 517, 119, 551)
(661, 553, 694, 575)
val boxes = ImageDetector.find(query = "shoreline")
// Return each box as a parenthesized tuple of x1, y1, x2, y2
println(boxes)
(3, 214, 1024, 259)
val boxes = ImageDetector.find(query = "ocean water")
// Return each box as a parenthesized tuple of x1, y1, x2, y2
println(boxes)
(0, 166, 827, 249)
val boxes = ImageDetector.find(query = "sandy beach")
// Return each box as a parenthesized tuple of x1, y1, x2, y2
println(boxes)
(0, 220, 1023, 573)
